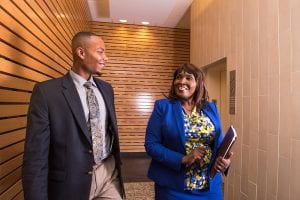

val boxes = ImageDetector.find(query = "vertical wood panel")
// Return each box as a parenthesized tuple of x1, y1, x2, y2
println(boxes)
(0, 0, 91, 199)
(91, 22, 190, 152)
(190, 0, 300, 199)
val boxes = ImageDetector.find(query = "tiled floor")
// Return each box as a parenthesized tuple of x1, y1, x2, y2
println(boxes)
(121, 153, 154, 199)
(124, 182, 155, 200)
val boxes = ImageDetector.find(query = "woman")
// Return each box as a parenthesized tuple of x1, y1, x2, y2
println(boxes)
(145, 63, 232, 200)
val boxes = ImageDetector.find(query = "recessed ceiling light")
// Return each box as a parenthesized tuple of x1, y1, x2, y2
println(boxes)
(141, 21, 150, 25)
(119, 19, 127, 23)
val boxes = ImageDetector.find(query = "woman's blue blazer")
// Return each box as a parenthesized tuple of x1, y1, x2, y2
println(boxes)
(145, 99, 224, 194)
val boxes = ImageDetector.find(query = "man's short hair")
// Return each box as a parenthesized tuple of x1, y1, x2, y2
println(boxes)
(71, 32, 98, 56)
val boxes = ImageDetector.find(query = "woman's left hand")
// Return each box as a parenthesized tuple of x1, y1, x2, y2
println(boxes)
(214, 151, 233, 173)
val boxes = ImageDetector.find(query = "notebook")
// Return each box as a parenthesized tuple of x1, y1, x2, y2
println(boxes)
(210, 125, 237, 177)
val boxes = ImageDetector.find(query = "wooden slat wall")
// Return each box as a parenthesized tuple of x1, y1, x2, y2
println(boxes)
(0, 0, 91, 199)
(91, 22, 190, 152)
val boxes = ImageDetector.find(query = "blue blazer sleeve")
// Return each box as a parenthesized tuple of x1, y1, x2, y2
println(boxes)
(145, 100, 185, 172)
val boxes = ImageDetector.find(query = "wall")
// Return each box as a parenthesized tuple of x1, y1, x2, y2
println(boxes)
(91, 22, 190, 152)
(191, 0, 300, 200)
(0, 0, 91, 199)
(204, 59, 228, 132)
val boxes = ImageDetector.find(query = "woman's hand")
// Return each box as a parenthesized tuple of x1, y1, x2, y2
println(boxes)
(182, 146, 205, 166)
(214, 151, 233, 173)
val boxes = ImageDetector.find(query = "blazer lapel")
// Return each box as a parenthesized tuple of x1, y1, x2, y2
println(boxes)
(62, 73, 92, 144)
(173, 101, 186, 150)
(172, 101, 221, 152)
(202, 104, 219, 133)
(202, 103, 220, 151)
(94, 78, 116, 134)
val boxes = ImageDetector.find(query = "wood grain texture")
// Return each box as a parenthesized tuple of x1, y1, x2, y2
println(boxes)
(0, 0, 91, 198)
(91, 22, 190, 152)
(0, 2, 190, 198)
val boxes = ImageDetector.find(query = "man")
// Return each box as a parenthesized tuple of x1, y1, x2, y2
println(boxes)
(22, 32, 124, 200)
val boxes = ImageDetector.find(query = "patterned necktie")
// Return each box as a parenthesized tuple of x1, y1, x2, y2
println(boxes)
(84, 81, 103, 164)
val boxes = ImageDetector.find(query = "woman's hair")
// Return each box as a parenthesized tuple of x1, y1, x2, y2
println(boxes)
(167, 63, 209, 110)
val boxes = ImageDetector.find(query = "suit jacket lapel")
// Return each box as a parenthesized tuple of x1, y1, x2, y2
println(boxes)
(62, 73, 92, 144)
(173, 101, 186, 150)
(202, 104, 219, 134)
(94, 78, 116, 134)
(172, 101, 221, 152)
(202, 103, 220, 151)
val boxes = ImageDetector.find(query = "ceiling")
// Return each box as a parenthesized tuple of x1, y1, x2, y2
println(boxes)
(87, 0, 193, 28)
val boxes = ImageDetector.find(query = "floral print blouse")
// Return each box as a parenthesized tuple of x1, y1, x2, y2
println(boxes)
(183, 107, 216, 191)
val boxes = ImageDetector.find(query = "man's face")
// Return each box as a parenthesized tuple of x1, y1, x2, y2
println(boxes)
(81, 36, 108, 74)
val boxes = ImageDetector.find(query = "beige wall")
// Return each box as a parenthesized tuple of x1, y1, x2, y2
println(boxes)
(191, 0, 300, 200)
(204, 60, 228, 132)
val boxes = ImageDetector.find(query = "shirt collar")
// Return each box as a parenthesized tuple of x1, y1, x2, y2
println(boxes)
(69, 69, 97, 88)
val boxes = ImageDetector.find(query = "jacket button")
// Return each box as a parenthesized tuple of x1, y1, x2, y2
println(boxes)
(87, 171, 92, 175)
(88, 150, 93, 154)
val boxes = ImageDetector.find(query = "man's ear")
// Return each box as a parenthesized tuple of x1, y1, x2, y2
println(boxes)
(76, 47, 85, 59)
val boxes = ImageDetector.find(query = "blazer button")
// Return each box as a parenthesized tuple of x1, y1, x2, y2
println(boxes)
(88, 150, 93, 154)
(87, 171, 93, 175)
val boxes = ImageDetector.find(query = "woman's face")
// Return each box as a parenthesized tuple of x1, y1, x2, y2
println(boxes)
(174, 71, 197, 102)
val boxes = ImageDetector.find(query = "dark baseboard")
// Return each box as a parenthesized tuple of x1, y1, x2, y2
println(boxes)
(120, 152, 152, 183)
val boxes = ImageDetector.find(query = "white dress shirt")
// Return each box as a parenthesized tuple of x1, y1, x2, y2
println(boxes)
(69, 70, 111, 160)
